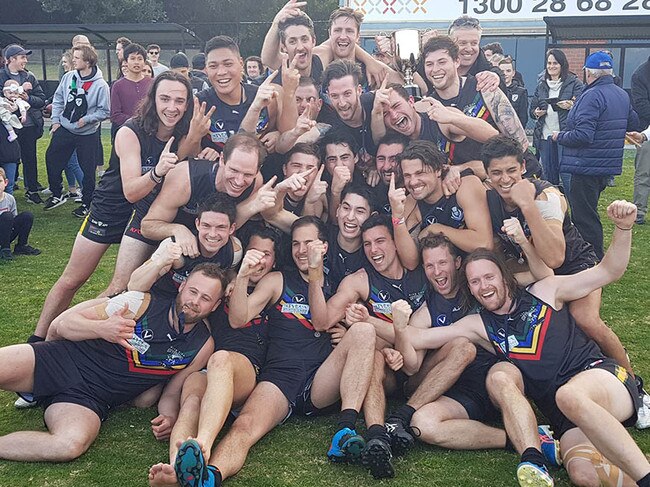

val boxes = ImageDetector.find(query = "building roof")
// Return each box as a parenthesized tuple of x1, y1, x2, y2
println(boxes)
(545, 15, 650, 42)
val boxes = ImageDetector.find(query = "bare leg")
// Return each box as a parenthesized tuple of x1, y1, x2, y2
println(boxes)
(310, 322, 376, 411)
(0, 344, 35, 392)
(362, 351, 388, 427)
(0, 402, 100, 462)
(485, 361, 539, 454)
(412, 396, 506, 450)
(196, 351, 257, 462)
(101, 235, 154, 297)
(169, 372, 207, 464)
(570, 290, 634, 376)
(34, 235, 110, 338)
(555, 368, 650, 482)
(407, 337, 476, 410)
(209, 381, 289, 480)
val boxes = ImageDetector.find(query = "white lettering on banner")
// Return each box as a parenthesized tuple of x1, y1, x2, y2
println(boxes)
(345, 0, 650, 22)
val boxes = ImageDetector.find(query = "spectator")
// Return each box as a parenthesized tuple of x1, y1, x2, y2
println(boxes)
(190, 52, 208, 83)
(115, 36, 132, 79)
(482, 41, 503, 62)
(147, 44, 169, 77)
(245, 55, 266, 85)
(143, 60, 154, 78)
(499, 56, 528, 128)
(44, 44, 110, 217)
(530, 48, 583, 189)
(554, 51, 640, 260)
(0, 167, 40, 261)
(110, 43, 152, 139)
(170, 52, 208, 94)
(631, 52, 650, 225)
(0, 92, 22, 195)
(0, 44, 47, 204)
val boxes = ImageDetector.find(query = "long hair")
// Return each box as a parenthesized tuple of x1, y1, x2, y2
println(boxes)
(545, 49, 569, 81)
(459, 248, 519, 310)
(135, 71, 193, 138)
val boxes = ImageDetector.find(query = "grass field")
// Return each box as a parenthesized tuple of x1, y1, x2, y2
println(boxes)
(0, 133, 648, 486)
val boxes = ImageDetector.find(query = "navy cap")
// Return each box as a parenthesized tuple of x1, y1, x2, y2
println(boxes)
(3, 44, 32, 59)
(170, 52, 189, 69)
(584, 51, 613, 70)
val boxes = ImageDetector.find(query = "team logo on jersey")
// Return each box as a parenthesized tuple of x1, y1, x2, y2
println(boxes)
(451, 206, 464, 222)
(512, 94, 519, 102)
(378, 290, 391, 301)
(426, 214, 437, 225)
(215, 120, 224, 130)
(294, 294, 306, 303)
(142, 329, 154, 341)
(436, 314, 447, 327)
(383, 203, 392, 214)
(279, 290, 311, 322)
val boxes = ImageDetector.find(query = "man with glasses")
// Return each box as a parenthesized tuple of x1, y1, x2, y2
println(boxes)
(147, 44, 169, 77)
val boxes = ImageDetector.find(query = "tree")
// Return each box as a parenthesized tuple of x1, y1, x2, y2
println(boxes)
(37, 0, 166, 23)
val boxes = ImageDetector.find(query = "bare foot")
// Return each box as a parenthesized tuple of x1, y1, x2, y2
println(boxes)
(148, 462, 179, 487)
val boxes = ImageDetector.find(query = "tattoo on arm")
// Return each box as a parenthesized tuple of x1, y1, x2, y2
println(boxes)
(483, 89, 528, 148)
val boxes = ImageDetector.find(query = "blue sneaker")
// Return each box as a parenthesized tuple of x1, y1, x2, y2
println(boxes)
(516, 462, 554, 487)
(327, 427, 366, 463)
(538, 425, 562, 467)
(175, 439, 217, 487)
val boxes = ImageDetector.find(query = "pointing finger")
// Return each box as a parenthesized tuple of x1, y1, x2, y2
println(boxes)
(162, 136, 175, 154)
(389, 172, 395, 191)
(261, 175, 277, 190)
(263, 70, 279, 86)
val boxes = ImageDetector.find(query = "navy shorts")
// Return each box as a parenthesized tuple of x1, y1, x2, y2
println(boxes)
(79, 210, 130, 245)
(30, 341, 108, 421)
(443, 350, 500, 422)
(124, 209, 158, 246)
(533, 358, 640, 438)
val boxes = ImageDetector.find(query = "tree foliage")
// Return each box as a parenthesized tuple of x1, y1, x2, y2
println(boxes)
(38, 0, 166, 23)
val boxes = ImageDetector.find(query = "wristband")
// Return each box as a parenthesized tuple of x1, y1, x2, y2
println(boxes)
(149, 169, 163, 184)
(392, 217, 405, 226)
(308, 266, 324, 282)
(615, 225, 633, 231)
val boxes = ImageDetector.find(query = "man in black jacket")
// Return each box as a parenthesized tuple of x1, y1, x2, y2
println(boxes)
(631, 55, 650, 225)
(0, 45, 46, 204)
(499, 56, 528, 129)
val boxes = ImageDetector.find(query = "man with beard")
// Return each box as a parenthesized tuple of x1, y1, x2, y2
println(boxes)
(371, 132, 410, 215)
(481, 135, 648, 428)
(390, 140, 492, 269)
(394, 201, 650, 487)
(171, 217, 377, 487)
(0, 263, 225, 462)
(147, 225, 280, 487)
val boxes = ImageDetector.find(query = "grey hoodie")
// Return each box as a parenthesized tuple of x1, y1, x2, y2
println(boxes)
(51, 67, 110, 135)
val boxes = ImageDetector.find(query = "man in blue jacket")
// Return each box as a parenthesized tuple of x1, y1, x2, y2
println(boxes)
(554, 51, 639, 260)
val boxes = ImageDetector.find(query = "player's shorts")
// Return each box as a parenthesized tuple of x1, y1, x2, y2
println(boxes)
(30, 341, 109, 421)
(79, 210, 130, 245)
(123, 209, 158, 246)
(443, 350, 500, 422)
(533, 358, 640, 438)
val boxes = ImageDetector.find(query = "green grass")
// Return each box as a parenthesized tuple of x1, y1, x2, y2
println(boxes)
(0, 135, 648, 486)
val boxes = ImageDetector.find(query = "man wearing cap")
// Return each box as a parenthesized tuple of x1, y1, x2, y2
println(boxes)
(0, 44, 47, 204)
(169, 52, 208, 95)
(190, 53, 209, 84)
(552, 51, 640, 260)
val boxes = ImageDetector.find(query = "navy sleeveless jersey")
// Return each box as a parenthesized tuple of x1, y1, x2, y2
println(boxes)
(417, 193, 465, 231)
(365, 265, 428, 321)
(323, 225, 368, 292)
(264, 271, 333, 370)
(486, 179, 596, 275)
(92, 119, 173, 221)
(479, 288, 603, 400)
(64, 293, 211, 408)
(196, 83, 269, 151)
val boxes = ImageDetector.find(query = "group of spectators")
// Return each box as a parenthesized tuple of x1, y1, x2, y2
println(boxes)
(0, 3, 649, 487)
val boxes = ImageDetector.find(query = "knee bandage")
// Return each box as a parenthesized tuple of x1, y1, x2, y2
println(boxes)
(564, 444, 624, 487)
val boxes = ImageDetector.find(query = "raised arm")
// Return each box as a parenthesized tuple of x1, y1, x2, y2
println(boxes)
(389, 173, 419, 270)
(229, 251, 281, 327)
(260, 0, 306, 69)
(127, 238, 183, 292)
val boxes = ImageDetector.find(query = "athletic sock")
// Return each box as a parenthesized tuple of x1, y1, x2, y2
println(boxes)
(521, 447, 549, 470)
(27, 334, 44, 344)
(207, 465, 223, 487)
(637, 472, 650, 487)
(337, 408, 359, 431)
(387, 404, 416, 425)
(366, 424, 390, 442)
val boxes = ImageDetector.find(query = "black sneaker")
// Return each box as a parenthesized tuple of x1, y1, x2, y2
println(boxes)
(35, 183, 47, 192)
(14, 244, 41, 256)
(72, 204, 88, 218)
(0, 248, 14, 261)
(43, 195, 67, 210)
(361, 437, 395, 479)
(385, 417, 415, 456)
(25, 191, 43, 204)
